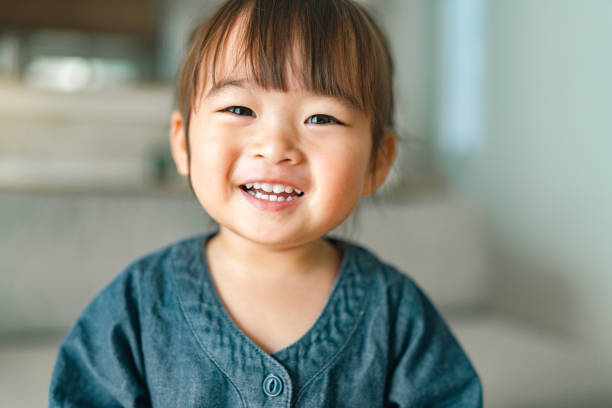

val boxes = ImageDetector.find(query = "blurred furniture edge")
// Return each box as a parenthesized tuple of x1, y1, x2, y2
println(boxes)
(342, 200, 612, 408)
(1, 191, 612, 408)
(0, 81, 182, 192)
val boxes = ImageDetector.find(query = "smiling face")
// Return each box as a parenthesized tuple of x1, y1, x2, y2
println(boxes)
(171, 78, 390, 250)
(170, 4, 395, 251)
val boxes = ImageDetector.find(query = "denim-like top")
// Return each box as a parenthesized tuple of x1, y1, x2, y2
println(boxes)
(49, 233, 482, 407)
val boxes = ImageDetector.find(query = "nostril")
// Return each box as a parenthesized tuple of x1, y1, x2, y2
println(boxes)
(249, 143, 302, 165)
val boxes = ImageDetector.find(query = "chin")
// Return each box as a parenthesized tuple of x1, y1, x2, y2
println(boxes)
(247, 233, 307, 248)
(235, 227, 318, 249)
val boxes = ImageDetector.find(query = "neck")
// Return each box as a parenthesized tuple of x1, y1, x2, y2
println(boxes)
(206, 227, 340, 283)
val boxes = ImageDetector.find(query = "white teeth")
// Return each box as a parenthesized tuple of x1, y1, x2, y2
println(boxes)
(248, 191, 296, 202)
(243, 181, 304, 200)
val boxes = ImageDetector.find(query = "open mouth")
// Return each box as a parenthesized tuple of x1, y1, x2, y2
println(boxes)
(240, 182, 304, 202)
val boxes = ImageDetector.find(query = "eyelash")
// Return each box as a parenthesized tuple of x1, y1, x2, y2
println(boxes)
(224, 106, 254, 116)
(306, 114, 344, 125)
(222, 106, 344, 125)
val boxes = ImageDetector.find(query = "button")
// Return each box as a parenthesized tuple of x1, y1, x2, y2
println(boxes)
(262, 374, 283, 397)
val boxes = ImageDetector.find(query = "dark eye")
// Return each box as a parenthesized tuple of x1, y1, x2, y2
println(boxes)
(225, 106, 255, 116)
(306, 114, 343, 125)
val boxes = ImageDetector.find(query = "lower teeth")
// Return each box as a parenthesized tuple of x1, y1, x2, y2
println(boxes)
(248, 190, 296, 201)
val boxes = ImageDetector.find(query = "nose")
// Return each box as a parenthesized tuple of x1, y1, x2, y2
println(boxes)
(249, 121, 303, 165)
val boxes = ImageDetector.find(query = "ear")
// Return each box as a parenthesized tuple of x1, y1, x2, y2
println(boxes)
(362, 130, 397, 196)
(169, 110, 189, 176)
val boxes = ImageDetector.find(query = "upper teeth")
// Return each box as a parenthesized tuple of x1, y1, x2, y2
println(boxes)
(244, 183, 302, 195)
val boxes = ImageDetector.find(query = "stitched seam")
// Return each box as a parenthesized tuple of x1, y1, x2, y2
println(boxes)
(193, 240, 294, 407)
(171, 246, 248, 408)
(292, 256, 404, 406)
(385, 275, 406, 290)
(292, 289, 372, 406)
(291, 254, 375, 406)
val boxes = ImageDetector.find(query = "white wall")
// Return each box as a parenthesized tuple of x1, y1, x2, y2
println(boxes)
(156, 0, 218, 79)
(438, 0, 612, 349)
(375, 0, 434, 183)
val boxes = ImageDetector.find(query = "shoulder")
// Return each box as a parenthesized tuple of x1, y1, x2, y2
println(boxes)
(122, 233, 207, 282)
(49, 236, 208, 406)
(117, 234, 206, 290)
(53, 234, 208, 376)
(337, 237, 431, 311)
(337, 240, 482, 405)
(338, 237, 460, 354)
(73, 234, 207, 326)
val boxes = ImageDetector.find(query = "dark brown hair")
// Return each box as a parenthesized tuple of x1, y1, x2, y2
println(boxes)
(176, 0, 394, 170)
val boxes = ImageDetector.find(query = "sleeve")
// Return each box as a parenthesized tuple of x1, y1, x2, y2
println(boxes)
(49, 268, 151, 408)
(385, 278, 482, 407)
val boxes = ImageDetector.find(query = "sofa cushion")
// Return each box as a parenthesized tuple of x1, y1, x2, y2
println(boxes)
(1, 192, 488, 334)
(448, 314, 612, 407)
(333, 196, 490, 311)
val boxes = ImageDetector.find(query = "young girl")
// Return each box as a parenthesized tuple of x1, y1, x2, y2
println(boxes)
(50, 0, 482, 406)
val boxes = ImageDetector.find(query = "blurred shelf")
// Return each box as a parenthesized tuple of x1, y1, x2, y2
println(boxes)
(0, 79, 180, 195)
(0, 182, 192, 198)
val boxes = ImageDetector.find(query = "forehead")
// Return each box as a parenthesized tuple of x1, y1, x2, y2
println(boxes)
(204, 79, 364, 117)
(194, 6, 366, 113)
(203, 19, 302, 91)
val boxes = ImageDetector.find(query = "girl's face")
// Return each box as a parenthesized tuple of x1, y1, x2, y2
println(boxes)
(171, 37, 394, 250)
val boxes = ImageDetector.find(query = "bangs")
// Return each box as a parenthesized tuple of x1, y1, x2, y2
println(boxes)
(177, 0, 394, 161)
(210, 0, 367, 111)
(181, 0, 392, 122)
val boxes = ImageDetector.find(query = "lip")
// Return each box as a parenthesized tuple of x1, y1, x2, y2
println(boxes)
(238, 183, 304, 212)
(239, 179, 304, 192)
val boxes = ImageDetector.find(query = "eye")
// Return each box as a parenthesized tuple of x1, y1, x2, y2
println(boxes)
(305, 114, 344, 125)
(224, 106, 255, 117)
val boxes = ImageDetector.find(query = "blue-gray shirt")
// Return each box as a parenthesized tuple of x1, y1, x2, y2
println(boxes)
(49, 233, 482, 407)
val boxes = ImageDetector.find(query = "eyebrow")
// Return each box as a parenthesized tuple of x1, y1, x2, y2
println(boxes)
(204, 77, 363, 112)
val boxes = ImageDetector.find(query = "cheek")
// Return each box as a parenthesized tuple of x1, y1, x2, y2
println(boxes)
(324, 138, 372, 183)
(314, 144, 371, 205)
(189, 127, 240, 189)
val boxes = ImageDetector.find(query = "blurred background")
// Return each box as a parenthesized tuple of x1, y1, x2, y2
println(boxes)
(1, 0, 611, 406)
